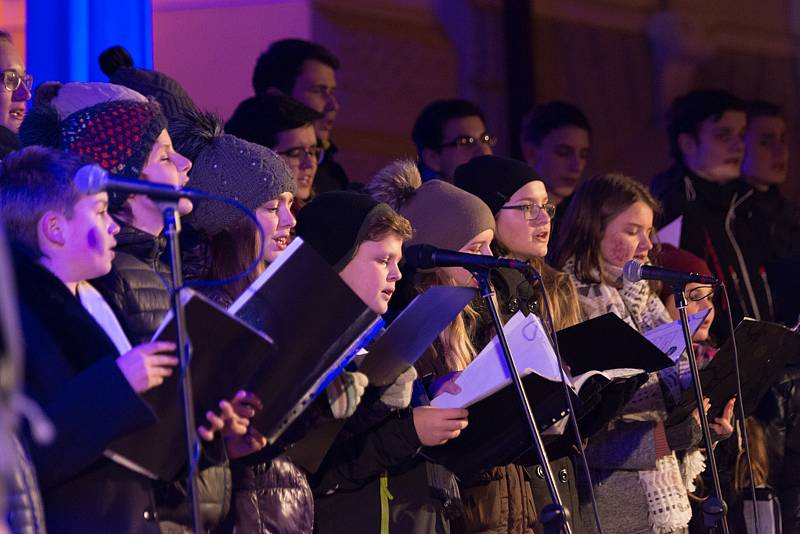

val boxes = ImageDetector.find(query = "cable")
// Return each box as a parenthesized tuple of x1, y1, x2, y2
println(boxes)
(150, 194, 267, 293)
(720, 283, 759, 533)
(527, 267, 603, 534)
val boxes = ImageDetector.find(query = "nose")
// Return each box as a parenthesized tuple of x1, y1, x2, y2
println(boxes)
(640, 231, 653, 253)
(388, 260, 402, 282)
(326, 93, 340, 113)
(175, 151, 192, 175)
(281, 205, 297, 229)
(478, 142, 493, 156)
(569, 153, 582, 172)
(109, 219, 121, 236)
(301, 151, 317, 170)
(731, 135, 745, 154)
(12, 82, 30, 102)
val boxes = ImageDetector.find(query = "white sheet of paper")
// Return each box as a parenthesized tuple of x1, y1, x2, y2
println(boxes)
(642, 308, 711, 362)
(658, 216, 683, 247)
(431, 312, 562, 409)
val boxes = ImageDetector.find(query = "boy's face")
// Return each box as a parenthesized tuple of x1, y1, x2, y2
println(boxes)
(338, 234, 403, 315)
(424, 115, 492, 182)
(523, 125, 590, 201)
(291, 59, 339, 144)
(680, 110, 746, 183)
(742, 115, 788, 188)
(54, 193, 120, 282)
(273, 125, 319, 201)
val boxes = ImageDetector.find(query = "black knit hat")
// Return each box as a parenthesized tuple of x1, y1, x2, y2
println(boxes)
(454, 155, 545, 215)
(99, 45, 198, 121)
(226, 93, 322, 148)
(295, 191, 396, 272)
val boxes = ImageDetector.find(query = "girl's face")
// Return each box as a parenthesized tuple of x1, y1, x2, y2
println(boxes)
(495, 180, 551, 260)
(599, 201, 654, 269)
(255, 192, 296, 263)
(664, 282, 716, 342)
(140, 129, 193, 216)
(441, 228, 494, 288)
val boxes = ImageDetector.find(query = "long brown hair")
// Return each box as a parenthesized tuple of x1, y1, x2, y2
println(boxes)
(208, 216, 265, 302)
(549, 173, 661, 284)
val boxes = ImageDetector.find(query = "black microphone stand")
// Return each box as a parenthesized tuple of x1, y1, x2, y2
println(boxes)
(163, 205, 202, 533)
(473, 268, 570, 533)
(672, 286, 728, 534)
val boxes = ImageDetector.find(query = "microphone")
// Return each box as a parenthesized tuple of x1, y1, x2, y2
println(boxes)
(74, 164, 209, 202)
(403, 244, 531, 272)
(623, 259, 719, 286)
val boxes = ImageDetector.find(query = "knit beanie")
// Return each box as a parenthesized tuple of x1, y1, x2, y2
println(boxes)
(454, 155, 545, 215)
(169, 109, 295, 236)
(657, 244, 714, 301)
(366, 159, 495, 250)
(99, 45, 198, 121)
(295, 191, 397, 272)
(46, 82, 148, 119)
(226, 93, 322, 148)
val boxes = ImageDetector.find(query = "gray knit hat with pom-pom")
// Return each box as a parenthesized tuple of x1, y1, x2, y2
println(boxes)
(366, 159, 495, 250)
(169, 108, 295, 236)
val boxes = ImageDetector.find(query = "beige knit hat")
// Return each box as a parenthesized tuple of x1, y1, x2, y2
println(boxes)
(366, 159, 495, 250)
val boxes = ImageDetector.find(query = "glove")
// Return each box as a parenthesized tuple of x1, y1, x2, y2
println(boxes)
(326, 371, 369, 419)
(380, 366, 418, 409)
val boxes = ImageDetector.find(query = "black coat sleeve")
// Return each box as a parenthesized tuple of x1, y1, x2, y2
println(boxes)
(310, 408, 421, 494)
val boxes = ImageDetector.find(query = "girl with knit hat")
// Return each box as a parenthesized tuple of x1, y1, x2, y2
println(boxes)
(549, 173, 733, 533)
(361, 164, 540, 534)
(454, 154, 586, 532)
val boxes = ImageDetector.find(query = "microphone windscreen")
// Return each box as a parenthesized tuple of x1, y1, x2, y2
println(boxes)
(403, 244, 436, 270)
(623, 259, 643, 283)
(73, 164, 108, 195)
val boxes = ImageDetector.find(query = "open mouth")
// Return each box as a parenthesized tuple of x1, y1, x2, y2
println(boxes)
(273, 236, 289, 249)
(724, 157, 742, 166)
(533, 230, 549, 241)
(9, 108, 24, 122)
(381, 288, 394, 299)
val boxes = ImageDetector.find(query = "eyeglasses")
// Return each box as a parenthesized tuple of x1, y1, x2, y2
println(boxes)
(498, 202, 556, 221)
(1, 70, 32, 93)
(438, 133, 497, 150)
(687, 286, 715, 302)
(276, 145, 324, 164)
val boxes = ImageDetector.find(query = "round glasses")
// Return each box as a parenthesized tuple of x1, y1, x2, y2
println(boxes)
(498, 202, 556, 221)
(438, 133, 497, 150)
(276, 145, 324, 164)
(687, 285, 715, 302)
(1, 70, 32, 93)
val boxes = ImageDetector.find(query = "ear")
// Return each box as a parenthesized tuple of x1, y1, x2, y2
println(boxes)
(677, 133, 698, 160)
(521, 142, 537, 165)
(421, 147, 442, 173)
(38, 210, 66, 251)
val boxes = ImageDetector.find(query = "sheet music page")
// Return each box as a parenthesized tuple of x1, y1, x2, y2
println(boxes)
(642, 308, 711, 362)
(431, 312, 561, 409)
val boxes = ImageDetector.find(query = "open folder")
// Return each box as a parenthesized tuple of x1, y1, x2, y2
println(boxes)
(107, 291, 275, 480)
(287, 285, 478, 473)
(667, 318, 800, 425)
(555, 309, 710, 375)
(359, 286, 477, 386)
(229, 237, 383, 443)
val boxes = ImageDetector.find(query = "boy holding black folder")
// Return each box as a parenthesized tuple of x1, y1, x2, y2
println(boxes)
(0, 146, 223, 533)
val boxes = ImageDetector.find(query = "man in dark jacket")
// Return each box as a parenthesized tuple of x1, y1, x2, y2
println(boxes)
(650, 89, 773, 330)
(252, 38, 348, 193)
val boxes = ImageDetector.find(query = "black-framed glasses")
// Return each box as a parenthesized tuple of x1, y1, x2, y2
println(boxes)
(498, 202, 556, 221)
(276, 145, 324, 164)
(687, 285, 715, 302)
(438, 133, 497, 150)
(1, 70, 32, 93)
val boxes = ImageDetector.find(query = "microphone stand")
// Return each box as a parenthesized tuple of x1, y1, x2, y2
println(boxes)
(672, 286, 728, 534)
(163, 205, 202, 533)
(473, 268, 570, 533)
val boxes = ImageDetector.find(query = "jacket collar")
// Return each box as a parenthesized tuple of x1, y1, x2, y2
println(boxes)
(113, 222, 167, 265)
